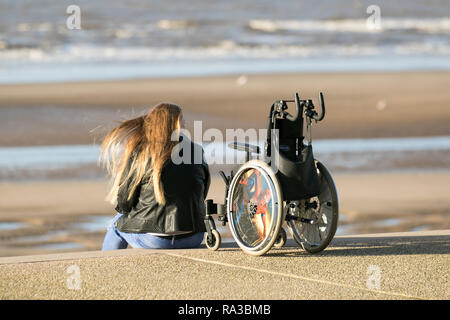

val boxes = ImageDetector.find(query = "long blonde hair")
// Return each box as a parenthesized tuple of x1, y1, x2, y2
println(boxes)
(100, 103, 182, 205)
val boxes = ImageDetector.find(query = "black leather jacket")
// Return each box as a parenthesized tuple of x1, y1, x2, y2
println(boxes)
(115, 139, 210, 234)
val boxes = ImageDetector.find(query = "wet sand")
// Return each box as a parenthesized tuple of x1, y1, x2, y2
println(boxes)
(1, 171, 449, 257)
(1, 71, 449, 146)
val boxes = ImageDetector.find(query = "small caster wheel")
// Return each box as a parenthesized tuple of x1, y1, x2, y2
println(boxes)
(205, 229, 221, 251)
(273, 227, 287, 248)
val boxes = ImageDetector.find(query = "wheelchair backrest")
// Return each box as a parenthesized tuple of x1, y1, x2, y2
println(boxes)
(275, 117, 304, 161)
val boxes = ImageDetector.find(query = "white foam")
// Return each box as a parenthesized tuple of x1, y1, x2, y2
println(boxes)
(156, 20, 195, 30)
(248, 18, 450, 34)
(1, 40, 449, 65)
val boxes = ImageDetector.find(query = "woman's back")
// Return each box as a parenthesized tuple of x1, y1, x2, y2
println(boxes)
(115, 139, 210, 234)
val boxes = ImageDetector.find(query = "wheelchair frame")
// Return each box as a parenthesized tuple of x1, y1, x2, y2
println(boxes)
(204, 92, 339, 255)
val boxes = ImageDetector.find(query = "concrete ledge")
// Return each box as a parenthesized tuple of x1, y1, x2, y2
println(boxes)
(1, 229, 447, 265)
(334, 229, 450, 238)
(0, 230, 449, 299)
(0, 247, 161, 265)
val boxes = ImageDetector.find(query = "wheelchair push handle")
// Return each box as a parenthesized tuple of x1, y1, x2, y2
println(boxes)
(285, 92, 301, 122)
(304, 92, 326, 122)
(273, 92, 325, 122)
(272, 93, 301, 122)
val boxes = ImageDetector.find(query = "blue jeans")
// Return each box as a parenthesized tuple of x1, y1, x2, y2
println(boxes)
(102, 213, 204, 250)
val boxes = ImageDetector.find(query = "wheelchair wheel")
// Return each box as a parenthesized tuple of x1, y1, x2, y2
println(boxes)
(273, 227, 287, 248)
(227, 160, 284, 256)
(288, 161, 339, 254)
(205, 229, 221, 251)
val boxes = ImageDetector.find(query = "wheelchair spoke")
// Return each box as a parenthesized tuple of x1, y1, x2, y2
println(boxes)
(288, 162, 338, 252)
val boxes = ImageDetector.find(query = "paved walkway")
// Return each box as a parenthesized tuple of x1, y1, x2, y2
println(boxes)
(0, 230, 449, 300)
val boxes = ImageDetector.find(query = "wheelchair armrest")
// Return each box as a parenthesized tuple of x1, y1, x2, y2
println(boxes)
(228, 142, 260, 154)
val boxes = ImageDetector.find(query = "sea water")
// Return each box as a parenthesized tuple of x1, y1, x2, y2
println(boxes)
(1, 0, 449, 83)
(0, 136, 449, 181)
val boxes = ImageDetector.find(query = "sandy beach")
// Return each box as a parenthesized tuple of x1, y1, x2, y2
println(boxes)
(1, 71, 449, 257)
(1, 72, 449, 146)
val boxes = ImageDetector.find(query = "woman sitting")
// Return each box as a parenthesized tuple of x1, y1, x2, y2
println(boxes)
(101, 103, 210, 250)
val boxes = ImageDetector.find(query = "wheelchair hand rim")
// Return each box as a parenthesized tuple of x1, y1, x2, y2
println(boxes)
(227, 160, 284, 253)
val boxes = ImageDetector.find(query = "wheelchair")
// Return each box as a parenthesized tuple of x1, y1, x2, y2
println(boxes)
(204, 92, 339, 256)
